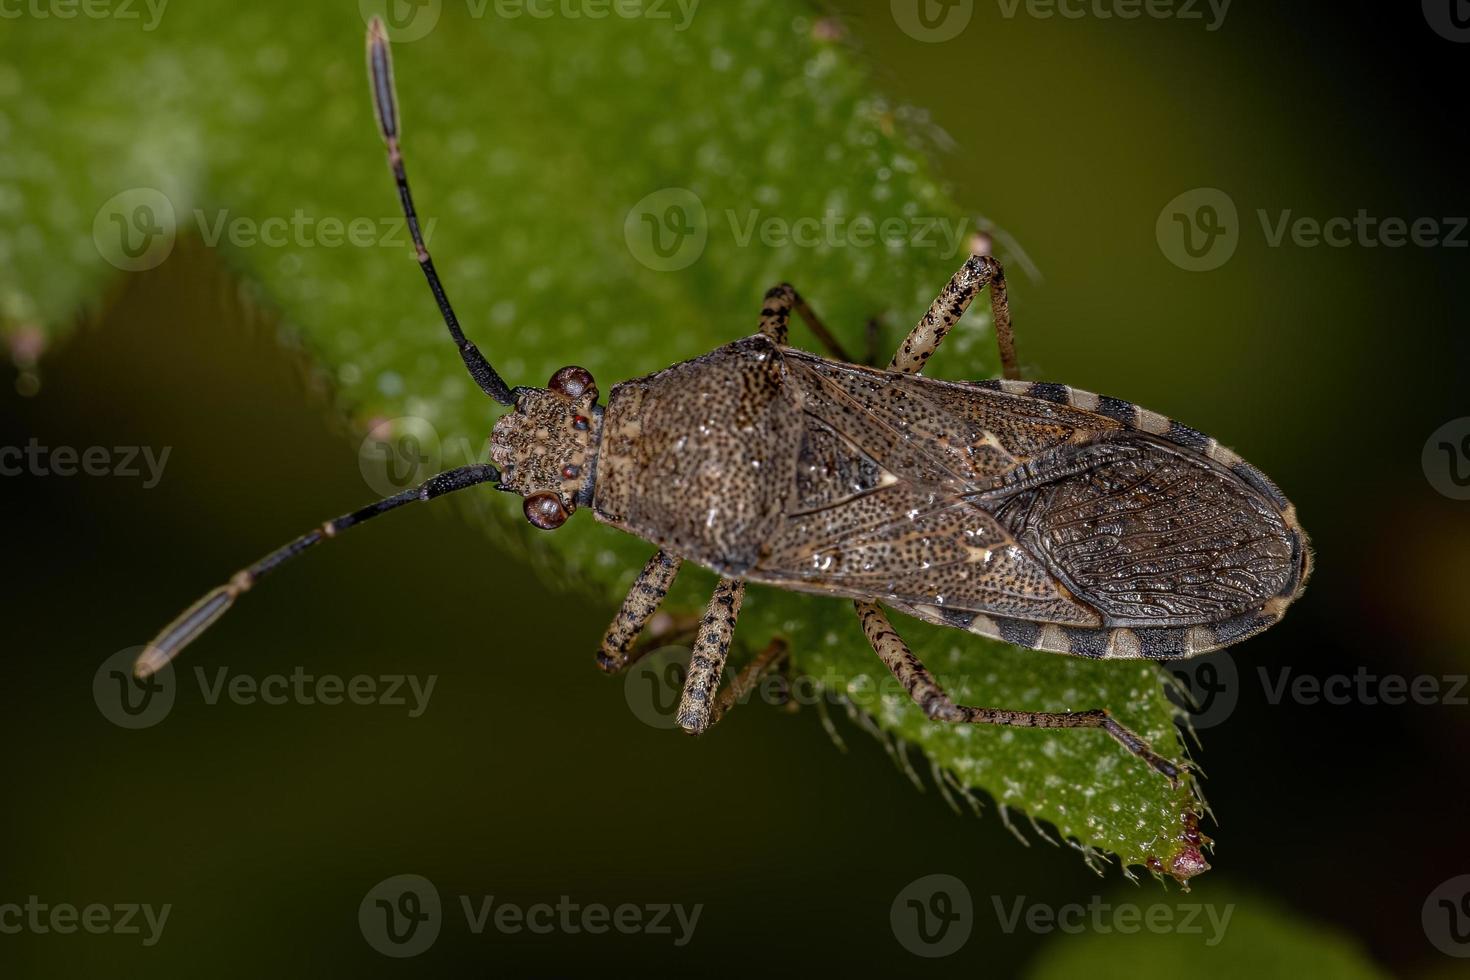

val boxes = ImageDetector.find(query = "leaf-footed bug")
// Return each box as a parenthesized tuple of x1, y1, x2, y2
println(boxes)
(136, 18, 1312, 784)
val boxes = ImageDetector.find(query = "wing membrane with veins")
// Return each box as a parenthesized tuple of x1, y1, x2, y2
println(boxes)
(746, 350, 1294, 632)
(747, 352, 1116, 626)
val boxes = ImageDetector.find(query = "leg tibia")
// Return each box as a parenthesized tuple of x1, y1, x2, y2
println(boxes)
(596, 550, 682, 674)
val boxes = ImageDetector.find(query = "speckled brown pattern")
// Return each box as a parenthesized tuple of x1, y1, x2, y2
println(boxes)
(595, 549, 682, 673)
(889, 254, 1016, 379)
(490, 378, 602, 515)
(676, 578, 745, 734)
(587, 273, 1307, 662)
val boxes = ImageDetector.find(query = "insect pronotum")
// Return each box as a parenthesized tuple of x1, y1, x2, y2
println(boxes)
(137, 18, 1312, 784)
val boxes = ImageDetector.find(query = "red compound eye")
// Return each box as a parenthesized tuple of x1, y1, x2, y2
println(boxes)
(548, 366, 597, 401)
(523, 492, 568, 530)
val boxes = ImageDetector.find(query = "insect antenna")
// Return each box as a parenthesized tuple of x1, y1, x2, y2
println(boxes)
(134, 463, 503, 679)
(366, 16, 516, 406)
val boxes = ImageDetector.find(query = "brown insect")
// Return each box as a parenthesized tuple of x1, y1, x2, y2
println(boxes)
(136, 19, 1312, 783)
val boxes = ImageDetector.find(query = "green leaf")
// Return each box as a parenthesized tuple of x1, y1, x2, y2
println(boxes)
(1, 0, 1202, 877)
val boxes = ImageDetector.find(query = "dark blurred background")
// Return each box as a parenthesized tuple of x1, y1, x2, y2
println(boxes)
(3, 0, 1468, 975)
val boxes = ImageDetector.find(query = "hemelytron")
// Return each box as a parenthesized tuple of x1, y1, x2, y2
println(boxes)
(137, 18, 1312, 783)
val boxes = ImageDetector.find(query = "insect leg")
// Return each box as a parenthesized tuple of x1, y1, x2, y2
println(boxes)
(135, 464, 504, 679)
(595, 550, 683, 673)
(676, 578, 745, 734)
(890, 254, 1017, 380)
(759, 284, 854, 361)
(708, 638, 793, 728)
(854, 600, 1182, 783)
(366, 18, 516, 405)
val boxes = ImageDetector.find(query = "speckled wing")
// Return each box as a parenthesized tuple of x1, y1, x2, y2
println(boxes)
(747, 350, 1307, 660)
(749, 351, 1114, 627)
